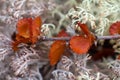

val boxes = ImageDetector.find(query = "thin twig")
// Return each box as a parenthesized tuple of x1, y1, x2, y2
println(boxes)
(97, 35, 120, 40)
(41, 36, 70, 41)
(40, 35, 120, 41)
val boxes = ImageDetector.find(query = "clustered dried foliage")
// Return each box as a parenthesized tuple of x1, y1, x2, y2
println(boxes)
(0, 0, 120, 80)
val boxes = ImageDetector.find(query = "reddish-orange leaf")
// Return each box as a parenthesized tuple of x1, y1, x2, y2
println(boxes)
(12, 34, 30, 51)
(70, 22, 95, 54)
(77, 22, 91, 36)
(17, 18, 32, 38)
(49, 40, 66, 66)
(70, 35, 91, 54)
(109, 21, 120, 35)
(49, 30, 69, 66)
(12, 16, 42, 51)
(16, 16, 42, 43)
(15, 34, 30, 43)
(57, 30, 69, 37)
(77, 21, 95, 46)
(77, 21, 95, 43)
(30, 16, 42, 43)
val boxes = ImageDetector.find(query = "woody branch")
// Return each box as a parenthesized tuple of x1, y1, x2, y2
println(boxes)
(40, 35, 120, 41)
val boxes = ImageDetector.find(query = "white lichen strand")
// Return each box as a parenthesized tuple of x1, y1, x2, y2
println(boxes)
(107, 60, 120, 77)
(41, 23, 55, 37)
(113, 39, 120, 54)
(52, 69, 75, 80)
(57, 56, 74, 71)
(0, 33, 13, 61)
(10, 47, 47, 78)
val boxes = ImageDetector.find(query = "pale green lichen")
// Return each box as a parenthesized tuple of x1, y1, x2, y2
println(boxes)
(67, 0, 120, 36)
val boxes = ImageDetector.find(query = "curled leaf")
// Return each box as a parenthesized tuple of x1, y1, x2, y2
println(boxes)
(16, 16, 42, 43)
(12, 16, 42, 51)
(70, 35, 90, 54)
(109, 21, 120, 35)
(77, 22, 91, 36)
